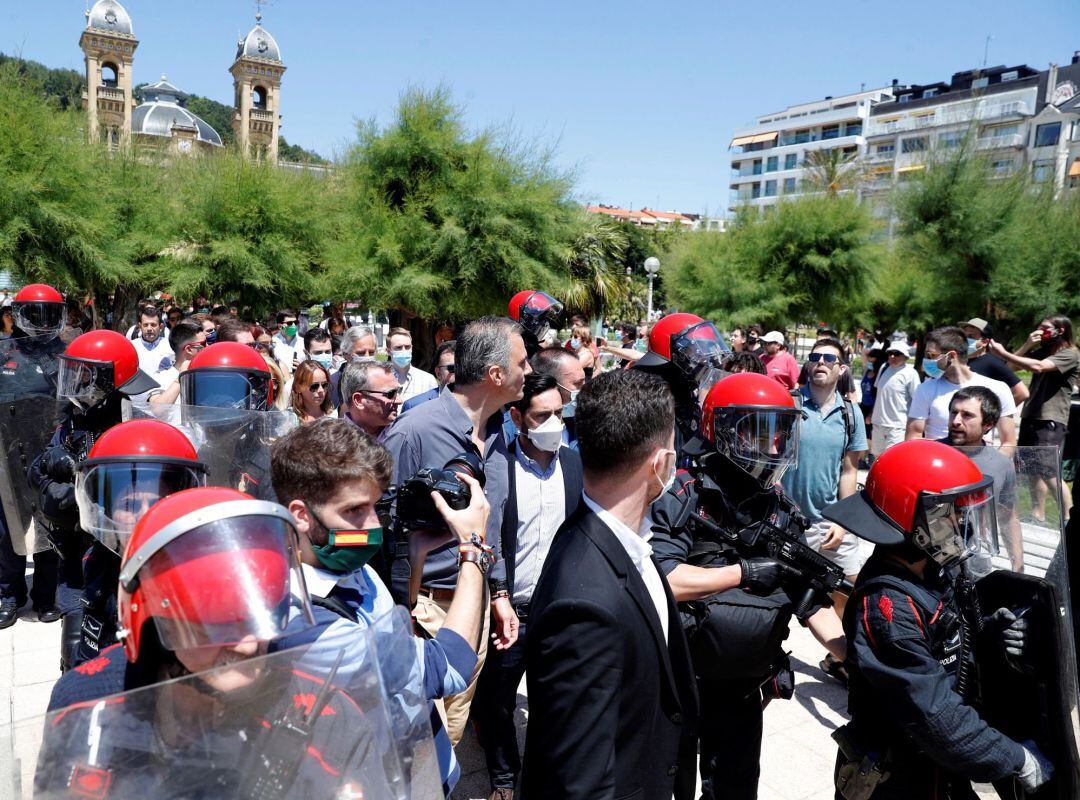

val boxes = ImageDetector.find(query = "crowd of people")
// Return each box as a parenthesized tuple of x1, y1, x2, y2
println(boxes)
(0, 283, 1076, 800)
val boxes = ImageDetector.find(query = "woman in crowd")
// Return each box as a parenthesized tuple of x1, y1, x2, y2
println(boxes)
(290, 359, 334, 424)
(0, 307, 14, 340)
(571, 323, 596, 379)
(251, 324, 292, 410)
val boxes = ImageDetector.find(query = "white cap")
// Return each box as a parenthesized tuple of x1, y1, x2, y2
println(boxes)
(885, 341, 911, 358)
(761, 330, 785, 344)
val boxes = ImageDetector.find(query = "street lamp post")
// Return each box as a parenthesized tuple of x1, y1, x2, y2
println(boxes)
(644, 256, 660, 321)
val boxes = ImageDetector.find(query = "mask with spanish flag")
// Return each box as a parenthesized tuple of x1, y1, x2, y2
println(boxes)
(308, 505, 383, 574)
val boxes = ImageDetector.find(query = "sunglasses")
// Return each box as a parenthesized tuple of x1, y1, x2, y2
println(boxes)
(247, 341, 271, 353)
(307, 382, 329, 391)
(362, 388, 401, 401)
(436, 364, 455, 373)
(808, 352, 840, 364)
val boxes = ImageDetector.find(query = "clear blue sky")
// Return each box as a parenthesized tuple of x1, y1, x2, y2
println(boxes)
(7, 1, 1079, 214)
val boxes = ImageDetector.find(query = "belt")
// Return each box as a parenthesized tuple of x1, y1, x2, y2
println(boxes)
(418, 586, 456, 602)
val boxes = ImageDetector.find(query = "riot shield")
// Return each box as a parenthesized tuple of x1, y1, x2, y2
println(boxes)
(0, 335, 66, 555)
(954, 445, 1080, 799)
(124, 401, 298, 502)
(1, 643, 409, 800)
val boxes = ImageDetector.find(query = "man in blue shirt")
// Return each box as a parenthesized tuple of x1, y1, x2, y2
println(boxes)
(781, 337, 868, 613)
(270, 417, 489, 796)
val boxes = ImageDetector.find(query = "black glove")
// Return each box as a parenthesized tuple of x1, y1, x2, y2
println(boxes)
(739, 557, 790, 595)
(43, 448, 76, 483)
(985, 607, 1030, 671)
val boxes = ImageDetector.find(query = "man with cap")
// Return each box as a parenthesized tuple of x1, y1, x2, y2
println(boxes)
(960, 318, 1029, 406)
(759, 331, 800, 390)
(869, 341, 920, 457)
(822, 439, 1052, 799)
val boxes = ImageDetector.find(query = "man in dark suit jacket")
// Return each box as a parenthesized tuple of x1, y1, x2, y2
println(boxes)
(474, 373, 583, 799)
(522, 369, 698, 800)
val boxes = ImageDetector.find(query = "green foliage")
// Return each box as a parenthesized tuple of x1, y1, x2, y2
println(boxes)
(0, 53, 83, 110)
(183, 94, 236, 147)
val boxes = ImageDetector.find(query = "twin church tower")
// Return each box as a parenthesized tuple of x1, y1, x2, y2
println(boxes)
(79, 0, 285, 160)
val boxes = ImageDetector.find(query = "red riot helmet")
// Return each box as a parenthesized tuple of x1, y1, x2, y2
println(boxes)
(179, 342, 274, 410)
(508, 291, 565, 340)
(75, 419, 207, 555)
(822, 439, 997, 568)
(12, 283, 65, 338)
(117, 486, 314, 663)
(57, 330, 159, 410)
(699, 372, 800, 487)
(636, 312, 729, 380)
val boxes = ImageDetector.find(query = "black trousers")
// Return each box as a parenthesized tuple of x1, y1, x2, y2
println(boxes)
(699, 677, 765, 800)
(474, 604, 530, 791)
(0, 512, 58, 608)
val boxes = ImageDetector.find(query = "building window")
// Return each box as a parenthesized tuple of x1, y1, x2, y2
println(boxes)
(822, 125, 840, 140)
(923, 88, 939, 98)
(764, 180, 777, 197)
(1001, 70, 1018, 82)
(1032, 160, 1054, 183)
(752, 159, 763, 175)
(876, 144, 896, 156)
(938, 132, 961, 149)
(844, 121, 862, 137)
(766, 156, 778, 172)
(783, 177, 796, 193)
(101, 63, 119, 88)
(784, 153, 797, 169)
(794, 129, 811, 144)
(898, 93, 912, 103)
(988, 123, 1020, 138)
(901, 136, 927, 153)
(991, 159, 1014, 175)
(751, 183, 762, 199)
(972, 77, 989, 89)
(1034, 122, 1061, 147)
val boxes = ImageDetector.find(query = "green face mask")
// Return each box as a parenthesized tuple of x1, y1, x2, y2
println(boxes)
(284, 324, 298, 338)
(308, 505, 383, 574)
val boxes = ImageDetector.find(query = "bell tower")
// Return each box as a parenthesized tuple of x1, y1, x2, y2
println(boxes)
(230, 10, 286, 161)
(80, 0, 138, 148)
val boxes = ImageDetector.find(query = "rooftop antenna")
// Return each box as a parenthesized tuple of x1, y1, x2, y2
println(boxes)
(982, 35, 992, 68)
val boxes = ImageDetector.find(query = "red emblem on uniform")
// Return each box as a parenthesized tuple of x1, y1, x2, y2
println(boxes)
(74, 655, 109, 676)
(877, 594, 894, 623)
(292, 692, 337, 717)
(4, 361, 16, 369)
(69, 764, 112, 798)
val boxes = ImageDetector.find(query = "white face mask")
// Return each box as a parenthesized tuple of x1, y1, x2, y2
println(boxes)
(651, 449, 677, 503)
(526, 414, 565, 453)
(560, 388, 580, 418)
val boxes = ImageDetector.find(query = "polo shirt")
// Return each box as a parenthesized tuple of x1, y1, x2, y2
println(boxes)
(511, 442, 565, 605)
(781, 386, 868, 522)
(761, 350, 800, 390)
(382, 387, 509, 588)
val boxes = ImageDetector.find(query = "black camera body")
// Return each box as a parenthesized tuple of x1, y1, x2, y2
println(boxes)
(389, 452, 485, 530)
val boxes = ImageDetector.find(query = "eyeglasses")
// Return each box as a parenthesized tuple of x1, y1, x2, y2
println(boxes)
(807, 352, 840, 364)
(247, 341, 271, 353)
(436, 364, 455, 374)
(362, 388, 401, 401)
(307, 382, 329, 391)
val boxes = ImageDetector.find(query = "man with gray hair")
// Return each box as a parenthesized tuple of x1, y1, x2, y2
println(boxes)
(330, 325, 380, 408)
(383, 315, 531, 745)
(339, 360, 401, 440)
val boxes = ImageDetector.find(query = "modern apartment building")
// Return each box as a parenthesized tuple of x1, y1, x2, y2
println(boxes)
(727, 86, 894, 213)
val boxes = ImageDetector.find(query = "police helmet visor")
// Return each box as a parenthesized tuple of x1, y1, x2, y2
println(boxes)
(180, 371, 270, 411)
(912, 477, 998, 568)
(76, 461, 208, 554)
(518, 292, 564, 339)
(57, 357, 113, 410)
(670, 321, 729, 379)
(712, 405, 800, 487)
(135, 516, 309, 654)
(13, 302, 65, 337)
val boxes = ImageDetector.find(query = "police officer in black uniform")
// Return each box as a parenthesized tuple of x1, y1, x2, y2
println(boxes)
(822, 439, 1052, 799)
(29, 329, 158, 669)
(651, 372, 847, 800)
(0, 284, 67, 627)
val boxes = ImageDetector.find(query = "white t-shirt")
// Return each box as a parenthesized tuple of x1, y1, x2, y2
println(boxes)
(134, 336, 175, 382)
(872, 363, 921, 428)
(907, 372, 1015, 440)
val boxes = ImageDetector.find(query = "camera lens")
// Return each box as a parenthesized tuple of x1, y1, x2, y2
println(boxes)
(444, 452, 486, 490)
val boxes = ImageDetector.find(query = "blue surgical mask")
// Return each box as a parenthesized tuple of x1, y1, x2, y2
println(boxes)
(312, 354, 333, 371)
(570, 338, 581, 350)
(966, 338, 979, 355)
(391, 351, 412, 369)
(922, 356, 944, 379)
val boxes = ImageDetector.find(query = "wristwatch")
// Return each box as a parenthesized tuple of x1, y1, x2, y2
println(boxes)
(458, 545, 494, 575)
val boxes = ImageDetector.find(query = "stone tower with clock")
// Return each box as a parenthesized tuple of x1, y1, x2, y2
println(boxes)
(230, 11, 286, 162)
(80, 0, 138, 148)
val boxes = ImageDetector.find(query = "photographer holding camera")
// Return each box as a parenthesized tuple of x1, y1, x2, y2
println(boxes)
(270, 417, 489, 796)
(383, 316, 530, 745)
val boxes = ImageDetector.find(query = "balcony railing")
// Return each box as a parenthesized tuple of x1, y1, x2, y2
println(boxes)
(865, 150, 896, 163)
(976, 133, 1026, 149)
(96, 86, 125, 101)
(866, 100, 1031, 137)
(249, 108, 275, 121)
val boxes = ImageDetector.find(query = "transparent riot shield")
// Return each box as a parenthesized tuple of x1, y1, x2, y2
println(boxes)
(954, 445, 1080, 799)
(124, 401, 298, 502)
(0, 336, 66, 555)
(287, 607, 444, 800)
(0, 643, 408, 800)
